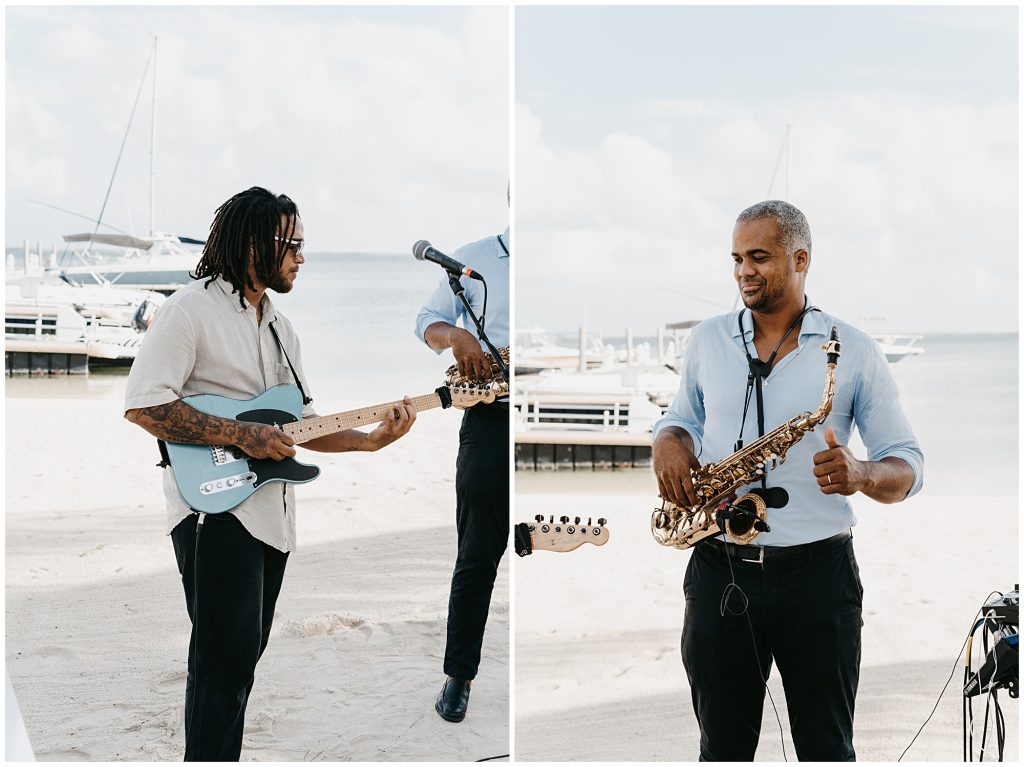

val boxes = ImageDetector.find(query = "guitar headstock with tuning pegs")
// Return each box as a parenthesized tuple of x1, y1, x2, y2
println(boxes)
(444, 346, 511, 410)
(521, 515, 610, 554)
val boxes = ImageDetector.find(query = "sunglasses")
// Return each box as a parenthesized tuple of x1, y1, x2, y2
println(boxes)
(274, 236, 305, 254)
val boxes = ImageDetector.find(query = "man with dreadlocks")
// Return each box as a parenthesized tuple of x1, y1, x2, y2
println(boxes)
(124, 186, 416, 761)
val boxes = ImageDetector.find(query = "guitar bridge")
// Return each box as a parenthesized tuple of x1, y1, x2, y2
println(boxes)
(210, 445, 246, 466)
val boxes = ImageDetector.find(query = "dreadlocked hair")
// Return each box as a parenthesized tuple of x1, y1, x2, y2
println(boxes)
(192, 186, 300, 308)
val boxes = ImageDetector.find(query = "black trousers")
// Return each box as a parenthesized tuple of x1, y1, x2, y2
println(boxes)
(681, 535, 863, 762)
(443, 402, 510, 681)
(171, 513, 288, 762)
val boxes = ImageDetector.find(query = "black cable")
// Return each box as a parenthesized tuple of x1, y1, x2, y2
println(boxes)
(980, 689, 992, 760)
(995, 696, 1005, 761)
(721, 552, 789, 762)
(479, 276, 488, 337)
(900, 591, 1003, 762)
(476, 754, 509, 762)
(186, 512, 205, 743)
(899, 616, 986, 762)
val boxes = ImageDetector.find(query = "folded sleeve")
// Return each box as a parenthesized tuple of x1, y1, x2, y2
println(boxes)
(853, 340, 925, 498)
(652, 335, 705, 458)
(414, 274, 466, 353)
(123, 303, 197, 413)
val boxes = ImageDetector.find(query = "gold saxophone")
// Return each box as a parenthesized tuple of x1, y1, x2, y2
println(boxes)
(445, 347, 511, 408)
(651, 327, 842, 550)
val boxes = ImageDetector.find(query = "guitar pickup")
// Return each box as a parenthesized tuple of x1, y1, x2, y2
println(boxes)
(199, 471, 257, 495)
(210, 445, 247, 466)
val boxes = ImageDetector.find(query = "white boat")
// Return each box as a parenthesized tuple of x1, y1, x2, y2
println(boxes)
(515, 326, 608, 375)
(872, 333, 925, 364)
(55, 232, 200, 294)
(5, 277, 163, 371)
(516, 328, 681, 438)
(46, 38, 202, 295)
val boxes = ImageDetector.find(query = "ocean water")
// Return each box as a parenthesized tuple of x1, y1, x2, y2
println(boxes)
(269, 253, 461, 404)
(890, 333, 1018, 484)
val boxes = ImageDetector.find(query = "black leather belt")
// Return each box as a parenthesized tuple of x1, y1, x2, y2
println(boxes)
(703, 530, 852, 564)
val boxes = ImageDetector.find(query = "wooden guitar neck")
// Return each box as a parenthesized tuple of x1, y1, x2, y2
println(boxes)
(283, 391, 445, 445)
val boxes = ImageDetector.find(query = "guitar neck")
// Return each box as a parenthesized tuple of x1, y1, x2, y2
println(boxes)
(282, 391, 444, 444)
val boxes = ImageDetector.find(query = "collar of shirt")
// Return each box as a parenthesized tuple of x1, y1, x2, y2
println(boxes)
(729, 299, 827, 344)
(212, 275, 278, 324)
(498, 226, 510, 258)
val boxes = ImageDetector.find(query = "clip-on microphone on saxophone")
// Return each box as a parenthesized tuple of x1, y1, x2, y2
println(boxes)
(717, 500, 772, 534)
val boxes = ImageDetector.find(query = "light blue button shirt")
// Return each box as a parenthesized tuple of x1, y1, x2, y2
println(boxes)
(414, 227, 509, 352)
(654, 305, 924, 546)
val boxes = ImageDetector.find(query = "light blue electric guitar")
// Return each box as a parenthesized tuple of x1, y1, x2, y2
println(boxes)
(164, 348, 509, 513)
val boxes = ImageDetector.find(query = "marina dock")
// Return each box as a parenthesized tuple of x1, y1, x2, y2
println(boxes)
(516, 430, 652, 470)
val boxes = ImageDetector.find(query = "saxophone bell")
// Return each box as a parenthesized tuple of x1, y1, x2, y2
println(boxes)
(716, 493, 769, 545)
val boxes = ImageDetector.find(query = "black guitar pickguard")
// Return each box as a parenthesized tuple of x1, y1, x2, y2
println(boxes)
(234, 407, 321, 488)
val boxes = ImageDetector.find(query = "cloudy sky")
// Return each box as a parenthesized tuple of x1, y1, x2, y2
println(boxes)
(516, 6, 1018, 335)
(6, 6, 508, 255)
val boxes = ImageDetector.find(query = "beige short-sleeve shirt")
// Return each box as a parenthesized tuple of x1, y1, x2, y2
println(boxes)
(124, 276, 316, 552)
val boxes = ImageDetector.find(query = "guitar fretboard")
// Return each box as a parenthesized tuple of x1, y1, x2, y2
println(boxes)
(283, 392, 443, 444)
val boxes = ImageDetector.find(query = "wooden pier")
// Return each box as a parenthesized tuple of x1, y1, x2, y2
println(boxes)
(515, 430, 652, 470)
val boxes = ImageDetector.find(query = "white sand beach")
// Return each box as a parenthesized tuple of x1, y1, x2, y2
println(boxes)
(514, 470, 1018, 762)
(5, 375, 509, 761)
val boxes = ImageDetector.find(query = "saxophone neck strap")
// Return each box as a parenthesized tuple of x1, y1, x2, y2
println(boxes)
(736, 299, 821, 489)
(738, 297, 819, 382)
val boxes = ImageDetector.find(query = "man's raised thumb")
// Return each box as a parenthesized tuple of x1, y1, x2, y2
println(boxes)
(824, 425, 842, 449)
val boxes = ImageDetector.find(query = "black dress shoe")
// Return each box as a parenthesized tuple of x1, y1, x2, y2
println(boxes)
(435, 678, 471, 723)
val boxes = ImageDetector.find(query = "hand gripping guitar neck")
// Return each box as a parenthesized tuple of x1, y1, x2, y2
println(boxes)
(651, 326, 842, 550)
(162, 348, 511, 514)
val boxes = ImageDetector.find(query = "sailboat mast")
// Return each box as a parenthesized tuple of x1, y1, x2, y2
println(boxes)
(784, 122, 791, 200)
(149, 36, 158, 236)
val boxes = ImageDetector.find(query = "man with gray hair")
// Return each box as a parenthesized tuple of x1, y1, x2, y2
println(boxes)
(653, 200, 923, 760)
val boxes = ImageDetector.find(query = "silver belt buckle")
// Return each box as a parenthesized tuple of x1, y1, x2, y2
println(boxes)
(741, 546, 765, 564)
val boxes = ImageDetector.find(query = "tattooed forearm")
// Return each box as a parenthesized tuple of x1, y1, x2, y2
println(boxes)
(126, 400, 297, 462)
(126, 400, 256, 448)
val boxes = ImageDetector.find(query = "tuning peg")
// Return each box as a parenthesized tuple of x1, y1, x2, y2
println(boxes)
(588, 517, 593, 526)
(549, 515, 554, 523)
(574, 517, 581, 525)
(559, 516, 569, 524)
(597, 518, 607, 526)
(534, 514, 544, 523)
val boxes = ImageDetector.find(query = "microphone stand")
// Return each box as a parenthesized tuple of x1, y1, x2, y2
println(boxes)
(445, 271, 510, 382)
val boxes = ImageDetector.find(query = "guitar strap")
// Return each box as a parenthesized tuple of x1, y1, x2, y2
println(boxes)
(269, 320, 313, 406)
(155, 319, 313, 469)
(514, 522, 533, 557)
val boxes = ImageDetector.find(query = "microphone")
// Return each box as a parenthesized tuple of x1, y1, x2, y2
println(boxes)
(412, 240, 484, 281)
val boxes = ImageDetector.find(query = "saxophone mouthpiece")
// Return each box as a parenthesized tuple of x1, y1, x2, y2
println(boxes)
(824, 325, 842, 366)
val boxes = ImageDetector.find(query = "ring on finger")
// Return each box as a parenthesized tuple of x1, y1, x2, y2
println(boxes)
(827, 473, 833, 485)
